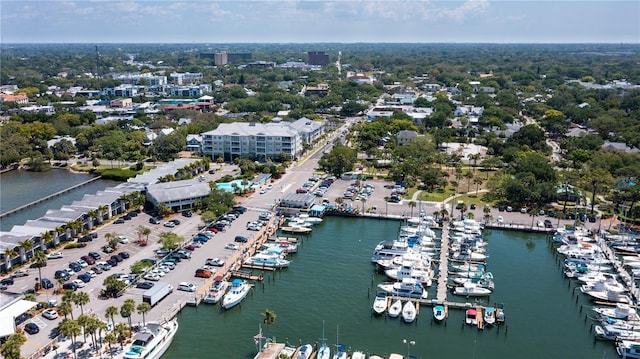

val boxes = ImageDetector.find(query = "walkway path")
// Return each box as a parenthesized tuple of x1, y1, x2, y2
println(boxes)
(436, 225, 450, 303)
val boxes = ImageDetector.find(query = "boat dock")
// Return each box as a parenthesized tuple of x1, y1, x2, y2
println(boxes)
(230, 270, 264, 281)
(254, 343, 286, 359)
(435, 225, 450, 303)
(476, 306, 484, 330)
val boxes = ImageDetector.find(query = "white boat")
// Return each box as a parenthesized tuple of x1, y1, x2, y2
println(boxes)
(580, 287, 630, 303)
(372, 293, 387, 315)
(123, 319, 179, 359)
(377, 278, 428, 299)
(576, 272, 619, 284)
(593, 303, 637, 320)
(203, 276, 229, 304)
(617, 340, 640, 358)
(388, 299, 402, 318)
(453, 282, 492, 297)
(465, 308, 478, 326)
(245, 254, 290, 268)
(281, 226, 312, 234)
(385, 261, 432, 286)
(401, 301, 417, 323)
(222, 279, 252, 309)
(433, 304, 446, 322)
(351, 352, 366, 359)
(450, 250, 487, 261)
(333, 344, 347, 359)
(484, 307, 496, 326)
(451, 275, 495, 290)
(595, 325, 640, 341)
(371, 240, 412, 263)
(296, 344, 314, 359)
(317, 321, 331, 359)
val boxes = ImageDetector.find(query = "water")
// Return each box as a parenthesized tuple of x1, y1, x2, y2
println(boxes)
(0, 169, 119, 231)
(164, 217, 617, 359)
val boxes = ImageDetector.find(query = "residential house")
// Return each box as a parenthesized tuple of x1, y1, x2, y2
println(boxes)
(304, 84, 330, 97)
(110, 98, 133, 108)
(602, 140, 639, 153)
(0, 93, 28, 104)
(288, 117, 324, 144)
(185, 134, 203, 153)
(396, 130, 419, 145)
(102, 85, 138, 97)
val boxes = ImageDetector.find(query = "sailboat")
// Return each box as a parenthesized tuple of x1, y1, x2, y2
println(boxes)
(333, 326, 347, 359)
(317, 321, 331, 359)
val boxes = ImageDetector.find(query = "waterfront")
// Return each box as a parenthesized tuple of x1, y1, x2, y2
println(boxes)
(164, 216, 616, 359)
(0, 169, 119, 231)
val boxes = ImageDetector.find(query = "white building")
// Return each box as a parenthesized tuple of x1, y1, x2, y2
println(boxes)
(202, 122, 303, 162)
(287, 117, 324, 144)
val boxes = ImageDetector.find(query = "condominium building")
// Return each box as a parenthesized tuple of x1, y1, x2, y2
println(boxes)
(202, 122, 303, 162)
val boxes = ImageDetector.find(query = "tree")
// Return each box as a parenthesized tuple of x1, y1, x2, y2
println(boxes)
(105, 305, 119, 329)
(261, 309, 277, 339)
(120, 299, 136, 332)
(318, 144, 356, 177)
(408, 201, 416, 217)
(159, 232, 182, 250)
(59, 319, 82, 359)
(33, 250, 47, 286)
(74, 291, 91, 315)
(104, 332, 117, 358)
(137, 225, 151, 246)
(114, 322, 130, 349)
(456, 202, 468, 220)
(0, 332, 26, 359)
(58, 299, 73, 320)
(103, 275, 127, 298)
(136, 302, 152, 326)
(105, 232, 119, 250)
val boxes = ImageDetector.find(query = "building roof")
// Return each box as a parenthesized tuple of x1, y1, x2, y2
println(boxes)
(202, 122, 298, 137)
(146, 179, 212, 203)
(0, 299, 38, 336)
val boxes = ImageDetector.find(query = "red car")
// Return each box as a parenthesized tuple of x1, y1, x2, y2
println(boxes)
(183, 245, 196, 251)
(195, 269, 212, 278)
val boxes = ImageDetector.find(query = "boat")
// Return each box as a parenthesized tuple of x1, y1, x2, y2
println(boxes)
(351, 352, 366, 359)
(580, 287, 630, 303)
(593, 302, 637, 320)
(372, 293, 387, 315)
(595, 325, 640, 341)
(296, 344, 314, 359)
(484, 307, 496, 326)
(203, 276, 229, 304)
(222, 279, 252, 309)
(451, 275, 495, 290)
(384, 261, 432, 286)
(433, 304, 446, 322)
(377, 278, 428, 299)
(244, 254, 290, 268)
(453, 282, 492, 297)
(317, 321, 331, 359)
(123, 319, 179, 359)
(465, 309, 478, 326)
(281, 226, 312, 234)
(496, 307, 506, 323)
(402, 301, 417, 323)
(333, 344, 347, 359)
(388, 299, 402, 318)
(617, 340, 640, 358)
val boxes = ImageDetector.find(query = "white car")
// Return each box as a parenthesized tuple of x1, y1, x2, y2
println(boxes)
(71, 279, 86, 288)
(177, 282, 196, 292)
(76, 259, 88, 268)
(260, 188, 267, 194)
(42, 309, 59, 320)
(47, 252, 63, 259)
(266, 184, 273, 190)
(143, 273, 160, 282)
(12, 269, 29, 278)
(63, 268, 75, 276)
(225, 243, 239, 250)
(87, 270, 97, 278)
(149, 269, 165, 277)
(118, 236, 130, 244)
(163, 222, 175, 228)
(96, 262, 112, 271)
(206, 258, 224, 267)
(497, 216, 504, 223)
(160, 262, 175, 270)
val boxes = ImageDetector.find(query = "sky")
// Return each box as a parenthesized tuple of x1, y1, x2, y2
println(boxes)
(1, 0, 639, 44)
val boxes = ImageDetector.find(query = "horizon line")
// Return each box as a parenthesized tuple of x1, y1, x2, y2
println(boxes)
(2, 41, 639, 46)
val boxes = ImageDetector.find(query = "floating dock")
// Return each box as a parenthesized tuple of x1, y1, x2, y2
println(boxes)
(436, 226, 450, 303)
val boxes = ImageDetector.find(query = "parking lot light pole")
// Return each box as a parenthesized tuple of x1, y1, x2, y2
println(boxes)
(403, 339, 415, 358)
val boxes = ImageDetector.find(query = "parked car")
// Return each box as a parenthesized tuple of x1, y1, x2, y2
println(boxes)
(78, 273, 92, 283)
(136, 281, 154, 289)
(71, 279, 86, 288)
(177, 282, 196, 292)
(114, 218, 125, 224)
(88, 252, 101, 260)
(118, 236, 129, 244)
(182, 211, 192, 217)
(149, 217, 161, 224)
(91, 266, 103, 274)
(102, 245, 114, 254)
(206, 258, 224, 267)
(47, 252, 64, 259)
(163, 221, 176, 228)
(111, 255, 123, 263)
(76, 259, 88, 268)
(128, 211, 138, 217)
(42, 309, 58, 320)
(62, 282, 77, 291)
(81, 256, 96, 265)
(225, 243, 239, 250)
(78, 235, 93, 243)
(119, 251, 130, 259)
(12, 269, 29, 278)
(143, 273, 160, 282)
(24, 323, 40, 335)
(1, 277, 14, 286)
(234, 235, 248, 243)
(106, 258, 118, 267)
(96, 261, 112, 271)
(232, 206, 247, 213)
(69, 262, 82, 273)
(195, 269, 212, 278)
(170, 219, 181, 225)
(54, 270, 70, 281)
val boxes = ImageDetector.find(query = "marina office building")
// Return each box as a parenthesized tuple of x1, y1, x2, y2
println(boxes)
(201, 118, 324, 162)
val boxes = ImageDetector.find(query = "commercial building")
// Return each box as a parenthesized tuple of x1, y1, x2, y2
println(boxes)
(308, 51, 329, 66)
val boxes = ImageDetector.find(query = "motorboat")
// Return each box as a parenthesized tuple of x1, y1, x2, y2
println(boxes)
(580, 287, 631, 303)
(595, 325, 640, 341)
(351, 352, 366, 359)
(385, 261, 432, 286)
(433, 304, 446, 322)
(453, 282, 492, 297)
(465, 309, 478, 326)
(203, 276, 229, 304)
(371, 240, 412, 263)
(317, 321, 330, 359)
(402, 301, 417, 323)
(450, 250, 487, 262)
(617, 340, 640, 358)
(377, 278, 428, 299)
(580, 280, 627, 294)
(245, 254, 290, 268)
(450, 263, 485, 273)
(576, 272, 619, 284)
(281, 226, 312, 234)
(484, 307, 496, 326)
(222, 279, 252, 309)
(372, 293, 387, 315)
(296, 344, 314, 359)
(388, 299, 402, 318)
(451, 275, 495, 290)
(123, 319, 179, 359)
(333, 344, 347, 359)
(593, 303, 637, 320)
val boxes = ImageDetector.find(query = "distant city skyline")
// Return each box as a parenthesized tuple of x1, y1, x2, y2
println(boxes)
(1, 0, 639, 44)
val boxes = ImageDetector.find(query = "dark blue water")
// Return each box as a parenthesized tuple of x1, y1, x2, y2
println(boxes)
(164, 217, 616, 359)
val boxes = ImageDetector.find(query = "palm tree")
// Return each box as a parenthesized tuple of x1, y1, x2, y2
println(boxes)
(98, 205, 109, 223)
(74, 291, 91, 315)
(104, 332, 117, 358)
(77, 314, 91, 342)
(261, 309, 277, 340)
(456, 202, 468, 220)
(59, 319, 82, 359)
(408, 201, 416, 217)
(3, 248, 17, 271)
(33, 251, 47, 285)
(464, 171, 473, 193)
(120, 299, 136, 333)
(40, 231, 54, 250)
(58, 300, 73, 320)
(384, 196, 390, 215)
(136, 302, 152, 326)
(473, 178, 484, 194)
(17, 240, 33, 263)
(468, 153, 481, 174)
(87, 210, 99, 229)
(114, 322, 130, 349)
(105, 305, 119, 328)
(137, 226, 151, 246)
(0, 332, 26, 359)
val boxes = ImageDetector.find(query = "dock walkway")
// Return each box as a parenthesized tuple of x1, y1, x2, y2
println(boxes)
(436, 225, 450, 303)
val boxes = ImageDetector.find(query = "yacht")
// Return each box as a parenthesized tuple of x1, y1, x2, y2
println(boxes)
(245, 254, 290, 268)
(124, 319, 179, 359)
(453, 282, 492, 297)
(222, 279, 252, 309)
(384, 261, 432, 286)
(203, 277, 229, 304)
(372, 293, 388, 315)
(377, 278, 428, 299)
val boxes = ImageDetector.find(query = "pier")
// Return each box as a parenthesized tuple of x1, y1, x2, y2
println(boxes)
(436, 225, 450, 303)
(0, 175, 102, 219)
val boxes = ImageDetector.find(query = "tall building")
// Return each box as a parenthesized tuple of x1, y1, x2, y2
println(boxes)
(214, 52, 228, 66)
(308, 51, 329, 66)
